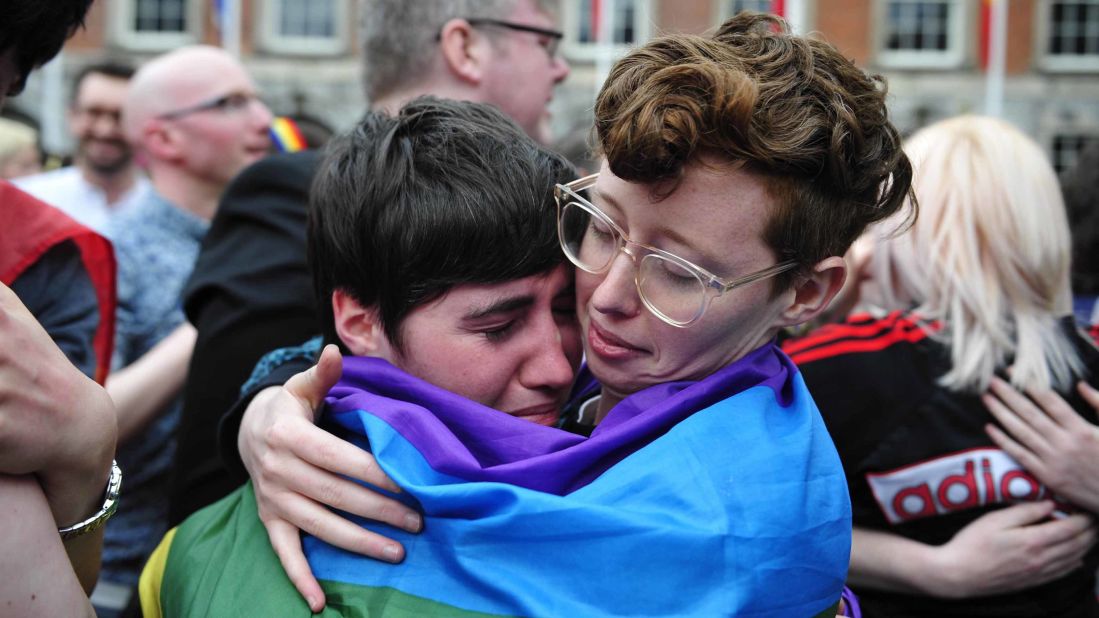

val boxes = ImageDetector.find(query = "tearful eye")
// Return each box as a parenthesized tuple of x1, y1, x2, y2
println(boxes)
(482, 321, 516, 342)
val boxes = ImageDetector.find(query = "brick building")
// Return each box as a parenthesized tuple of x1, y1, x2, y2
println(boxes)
(8, 0, 1099, 171)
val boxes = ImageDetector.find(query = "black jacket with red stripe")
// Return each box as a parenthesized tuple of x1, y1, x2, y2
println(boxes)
(784, 310, 1099, 618)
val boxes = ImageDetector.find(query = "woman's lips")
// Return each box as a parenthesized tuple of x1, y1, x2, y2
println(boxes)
(587, 320, 645, 360)
(507, 404, 560, 426)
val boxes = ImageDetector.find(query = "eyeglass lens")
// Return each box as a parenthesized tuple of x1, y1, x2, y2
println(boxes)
(560, 200, 706, 324)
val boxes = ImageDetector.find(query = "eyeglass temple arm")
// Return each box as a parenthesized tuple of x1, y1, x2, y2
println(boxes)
(718, 260, 799, 292)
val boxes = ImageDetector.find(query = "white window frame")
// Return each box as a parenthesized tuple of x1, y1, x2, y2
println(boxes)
(257, 0, 352, 56)
(112, 0, 201, 52)
(874, 0, 967, 69)
(562, 0, 654, 62)
(1037, 0, 1099, 73)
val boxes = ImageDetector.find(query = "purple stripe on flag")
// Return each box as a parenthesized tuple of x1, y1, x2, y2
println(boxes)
(326, 341, 796, 495)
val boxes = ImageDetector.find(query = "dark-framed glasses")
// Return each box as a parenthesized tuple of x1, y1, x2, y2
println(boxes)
(466, 18, 564, 57)
(158, 92, 261, 120)
(555, 173, 799, 328)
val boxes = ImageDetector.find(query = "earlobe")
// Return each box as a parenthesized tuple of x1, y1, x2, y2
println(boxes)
(438, 18, 484, 85)
(332, 290, 392, 358)
(779, 256, 848, 327)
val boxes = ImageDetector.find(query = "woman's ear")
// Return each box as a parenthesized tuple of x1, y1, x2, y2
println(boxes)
(332, 290, 396, 360)
(777, 256, 848, 328)
(437, 18, 486, 86)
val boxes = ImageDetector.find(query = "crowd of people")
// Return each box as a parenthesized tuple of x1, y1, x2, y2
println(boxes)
(2, 1, 1098, 617)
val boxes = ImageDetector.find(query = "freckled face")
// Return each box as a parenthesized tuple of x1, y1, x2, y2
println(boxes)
(576, 161, 793, 403)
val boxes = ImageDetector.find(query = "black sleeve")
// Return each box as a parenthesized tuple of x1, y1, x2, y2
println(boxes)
(10, 240, 99, 379)
(216, 352, 316, 481)
(169, 151, 324, 525)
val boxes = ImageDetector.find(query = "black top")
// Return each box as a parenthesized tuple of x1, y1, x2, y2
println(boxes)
(169, 151, 324, 525)
(787, 310, 1099, 618)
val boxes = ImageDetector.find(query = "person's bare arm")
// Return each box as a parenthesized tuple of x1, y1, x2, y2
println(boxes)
(0, 282, 117, 595)
(849, 501, 1095, 598)
(106, 322, 196, 444)
(240, 344, 422, 612)
(0, 476, 96, 617)
(983, 377, 1099, 513)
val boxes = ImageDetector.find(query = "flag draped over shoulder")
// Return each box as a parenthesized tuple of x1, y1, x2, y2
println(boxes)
(143, 343, 850, 617)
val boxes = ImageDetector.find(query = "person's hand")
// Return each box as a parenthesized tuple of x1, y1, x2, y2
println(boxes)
(239, 344, 423, 612)
(983, 377, 1099, 513)
(929, 501, 1095, 598)
(0, 283, 116, 527)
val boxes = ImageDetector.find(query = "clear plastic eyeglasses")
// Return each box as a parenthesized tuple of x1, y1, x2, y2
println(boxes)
(554, 173, 798, 328)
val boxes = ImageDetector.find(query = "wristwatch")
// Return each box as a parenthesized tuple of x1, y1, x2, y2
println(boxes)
(58, 460, 122, 540)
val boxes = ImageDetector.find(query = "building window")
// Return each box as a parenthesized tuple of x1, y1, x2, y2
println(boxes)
(1052, 133, 1099, 173)
(114, 0, 200, 50)
(134, 0, 187, 32)
(258, 0, 350, 55)
(1041, 1, 1099, 71)
(564, 0, 652, 60)
(576, 0, 641, 44)
(876, 0, 966, 69)
(724, 0, 774, 17)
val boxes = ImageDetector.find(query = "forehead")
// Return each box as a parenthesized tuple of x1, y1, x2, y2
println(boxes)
(76, 73, 130, 108)
(410, 265, 570, 319)
(594, 159, 777, 268)
(168, 56, 254, 107)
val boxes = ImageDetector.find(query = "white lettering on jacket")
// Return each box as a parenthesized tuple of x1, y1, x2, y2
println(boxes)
(866, 448, 1051, 524)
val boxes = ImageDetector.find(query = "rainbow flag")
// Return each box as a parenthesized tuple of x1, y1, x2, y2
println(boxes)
(142, 344, 850, 616)
(269, 116, 307, 152)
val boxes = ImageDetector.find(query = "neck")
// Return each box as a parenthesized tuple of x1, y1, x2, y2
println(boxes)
(594, 389, 624, 425)
(371, 82, 476, 116)
(80, 163, 137, 206)
(148, 167, 221, 221)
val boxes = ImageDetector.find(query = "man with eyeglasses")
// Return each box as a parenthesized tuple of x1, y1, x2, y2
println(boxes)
(16, 62, 150, 238)
(91, 44, 272, 618)
(170, 0, 570, 527)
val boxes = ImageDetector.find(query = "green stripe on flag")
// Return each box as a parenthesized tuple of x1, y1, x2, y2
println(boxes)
(159, 484, 514, 616)
(321, 581, 513, 617)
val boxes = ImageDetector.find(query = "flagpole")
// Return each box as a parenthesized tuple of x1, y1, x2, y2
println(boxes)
(984, 0, 1007, 117)
(783, 0, 809, 34)
(220, 0, 241, 58)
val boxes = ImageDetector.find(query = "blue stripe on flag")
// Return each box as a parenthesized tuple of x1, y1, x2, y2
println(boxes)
(305, 374, 850, 617)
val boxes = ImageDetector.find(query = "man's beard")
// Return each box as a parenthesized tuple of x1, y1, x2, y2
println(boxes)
(80, 139, 133, 176)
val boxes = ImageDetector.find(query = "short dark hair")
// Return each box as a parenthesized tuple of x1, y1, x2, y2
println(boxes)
(1, 0, 94, 97)
(308, 97, 576, 351)
(595, 11, 914, 291)
(71, 61, 136, 104)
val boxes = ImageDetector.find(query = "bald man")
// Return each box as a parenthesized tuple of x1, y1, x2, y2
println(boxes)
(92, 45, 271, 617)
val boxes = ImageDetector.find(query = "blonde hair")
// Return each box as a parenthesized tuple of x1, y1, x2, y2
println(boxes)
(867, 115, 1082, 393)
(0, 117, 37, 162)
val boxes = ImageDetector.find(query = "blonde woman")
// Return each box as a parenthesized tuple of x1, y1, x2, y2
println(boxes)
(785, 115, 1099, 617)
(0, 117, 41, 179)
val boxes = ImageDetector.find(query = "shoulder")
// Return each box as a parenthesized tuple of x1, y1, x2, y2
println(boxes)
(783, 310, 935, 366)
(783, 311, 940, 441)
(223, 151, 322, 203)
(12, 166, 79, 192)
